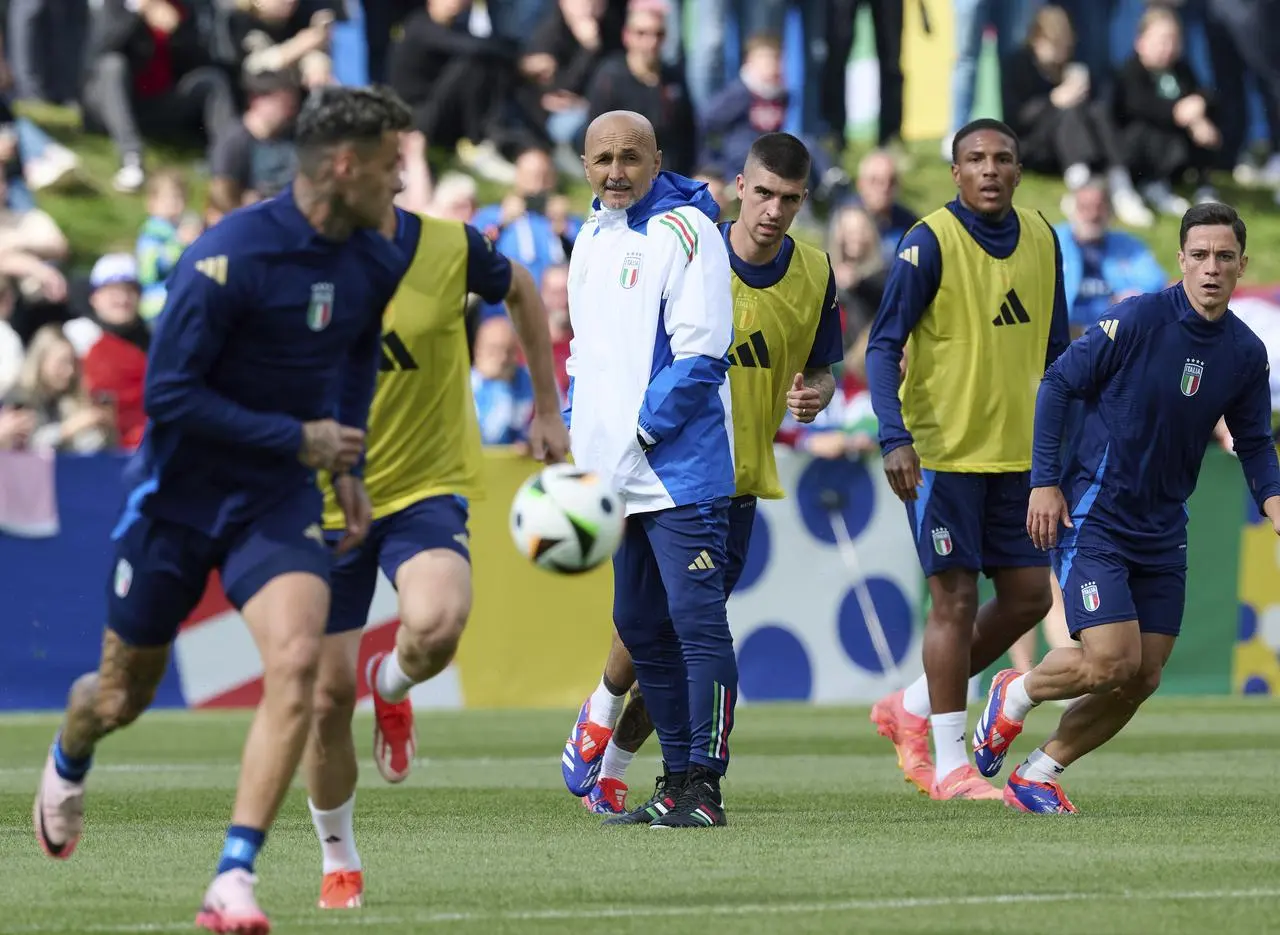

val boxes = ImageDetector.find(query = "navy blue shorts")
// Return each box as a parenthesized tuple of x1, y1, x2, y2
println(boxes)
(326, 495, 470, 635)
(107, 488, 331, 648)
(1053, 546, 1186, 638)
(907, 470, 1046, 578)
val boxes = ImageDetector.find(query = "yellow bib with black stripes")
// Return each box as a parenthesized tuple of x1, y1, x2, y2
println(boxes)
(902, 205, 1057, 473)
(320, 216, 484, 528)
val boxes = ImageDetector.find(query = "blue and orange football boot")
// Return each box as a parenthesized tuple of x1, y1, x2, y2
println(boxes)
(582, 777, 628, 815)
(561, 699, 612, 797)
(1004, 764, 1078, 814)
(973, 668, 1025, 777)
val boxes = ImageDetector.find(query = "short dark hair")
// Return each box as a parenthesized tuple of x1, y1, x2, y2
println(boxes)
(746, 132, 811, 183)
(295, 85, 412, 174)
(1179, 201, 1247, 253)
(952, 118, 1020, 164)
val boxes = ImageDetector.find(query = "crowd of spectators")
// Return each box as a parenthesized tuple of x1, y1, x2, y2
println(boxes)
(0, 0, 1278, 459)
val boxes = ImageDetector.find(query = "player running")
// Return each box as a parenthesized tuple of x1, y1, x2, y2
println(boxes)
(974, 202, 1280, 813)
(32, 86, 415, 934)
(559, 132, 843, 819)
(865, 118, 1070, 801)
(303, 214, 570, 910)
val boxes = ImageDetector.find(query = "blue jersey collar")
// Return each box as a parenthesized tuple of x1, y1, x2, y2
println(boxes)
(719, 220, 794, 289)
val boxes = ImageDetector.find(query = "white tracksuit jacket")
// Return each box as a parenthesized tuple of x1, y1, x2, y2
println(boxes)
(564, 171, 736, 516)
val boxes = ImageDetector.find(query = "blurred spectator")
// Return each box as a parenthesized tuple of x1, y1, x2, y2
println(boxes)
(8, 0, 88, 104)
(540, 262, 572, 395)
(208, 67, 302, 219)
(1111, 6, 1220, 216)
(692, 166, 733, 217)
(0, 276, 21, 397)
(1192, 0, 1280, 183)
(1001, 5, 1152, 228)
(473, 147, 570, 296)
(0, 173, 69, 262)
(427, 170, 480, 222)
(137, 171, 200, 325)
(80, 0, 240, 192)
(0, 94, 80, 211)
(225, 0, 336, 89)
(0, 398, 35, 448)
(363, 0, 419, 85)
(827, 204, 887, 336)
(584, 0, 696, 175)
(843, 149, 916, 265)
(1056, 180, 1167, 336)
(0, 232, 69, 341)
(389, 0, 528, 184)
(698, 34, 788, 182)
(70, 255, 150, 451)
(395, 129, 434, 214)
(520, 0, 609, 173)
(471, 315, 534, 446)
(946, 0, 1042, 160)
(822, 0, 903, 151)
(5, 325, 114, 453)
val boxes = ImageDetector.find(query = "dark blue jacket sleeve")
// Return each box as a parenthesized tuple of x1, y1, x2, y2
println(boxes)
(144, 249, 303, 455)
(464, 224, 514, 303)
(1047, 225, 1070, 369)
(805, 264, 845, 368)
(1030, 312, 1138, 487)
(1224, 355, 1280, 515)
(865, 223, 942, 455)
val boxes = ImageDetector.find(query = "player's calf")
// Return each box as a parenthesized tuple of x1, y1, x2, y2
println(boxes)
(305, 631, 364, 907)
(35, 631, 169, 860)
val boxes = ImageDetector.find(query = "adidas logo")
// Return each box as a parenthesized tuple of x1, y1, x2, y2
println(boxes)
(727, 329, 771, 368)
(1098, 318, 1118, 340)
(194, 255, 228, 285)
(688, 550, 715, 571)
(324, 835, 341, 844)
(898, 244, 919, 266)
(991, 288, 1031, 327)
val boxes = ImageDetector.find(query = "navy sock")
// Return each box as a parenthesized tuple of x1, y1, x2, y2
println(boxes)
(216, 825, 266, 875)
(51, 733, 92, 783)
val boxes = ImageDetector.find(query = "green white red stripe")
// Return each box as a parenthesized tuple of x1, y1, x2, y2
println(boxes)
(657, 211, 698, 263)
(708, 681, 732, 761)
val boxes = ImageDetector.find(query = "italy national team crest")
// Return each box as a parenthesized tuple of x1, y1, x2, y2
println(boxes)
(1180, 358, 1204, 397)
(1081, 581, 1100, 613)
(114, 558, 132, 599)
(619, 252, 643, 289)
(931, 527, 953, 556)
(308, 282, 335, 332)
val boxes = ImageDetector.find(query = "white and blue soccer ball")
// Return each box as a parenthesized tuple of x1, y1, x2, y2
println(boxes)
(509, 463, 624, 574)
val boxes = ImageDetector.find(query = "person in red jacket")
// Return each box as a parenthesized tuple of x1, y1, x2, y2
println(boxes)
(77, 253, 149, 451)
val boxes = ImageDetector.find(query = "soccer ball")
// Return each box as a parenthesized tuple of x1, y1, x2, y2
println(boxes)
(509, 463, 625, 574)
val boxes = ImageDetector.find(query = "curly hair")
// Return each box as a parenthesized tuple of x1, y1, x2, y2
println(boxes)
(295, 85, 413, 175)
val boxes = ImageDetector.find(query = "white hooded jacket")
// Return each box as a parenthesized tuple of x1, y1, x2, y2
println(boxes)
(564, 172, 735, 516)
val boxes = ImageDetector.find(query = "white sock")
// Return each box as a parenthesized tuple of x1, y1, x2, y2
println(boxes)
(587, 677, 626, 729)
(931, 711, 969, 782)
(376, 650, 414, 704)
(902, 675, 931, 719)
(599, 740, 634, 781)
(1021, 748, 1066, 784)
(1004, 674, 1037, 722)
(308, 795, 361, 873)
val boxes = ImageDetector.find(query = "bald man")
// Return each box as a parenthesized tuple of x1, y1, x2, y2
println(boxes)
(852, 149, 919, 263)
(559, 111, 738, 828)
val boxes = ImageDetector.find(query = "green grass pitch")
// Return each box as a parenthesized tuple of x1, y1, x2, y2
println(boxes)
(3, 700, 1280, 934)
